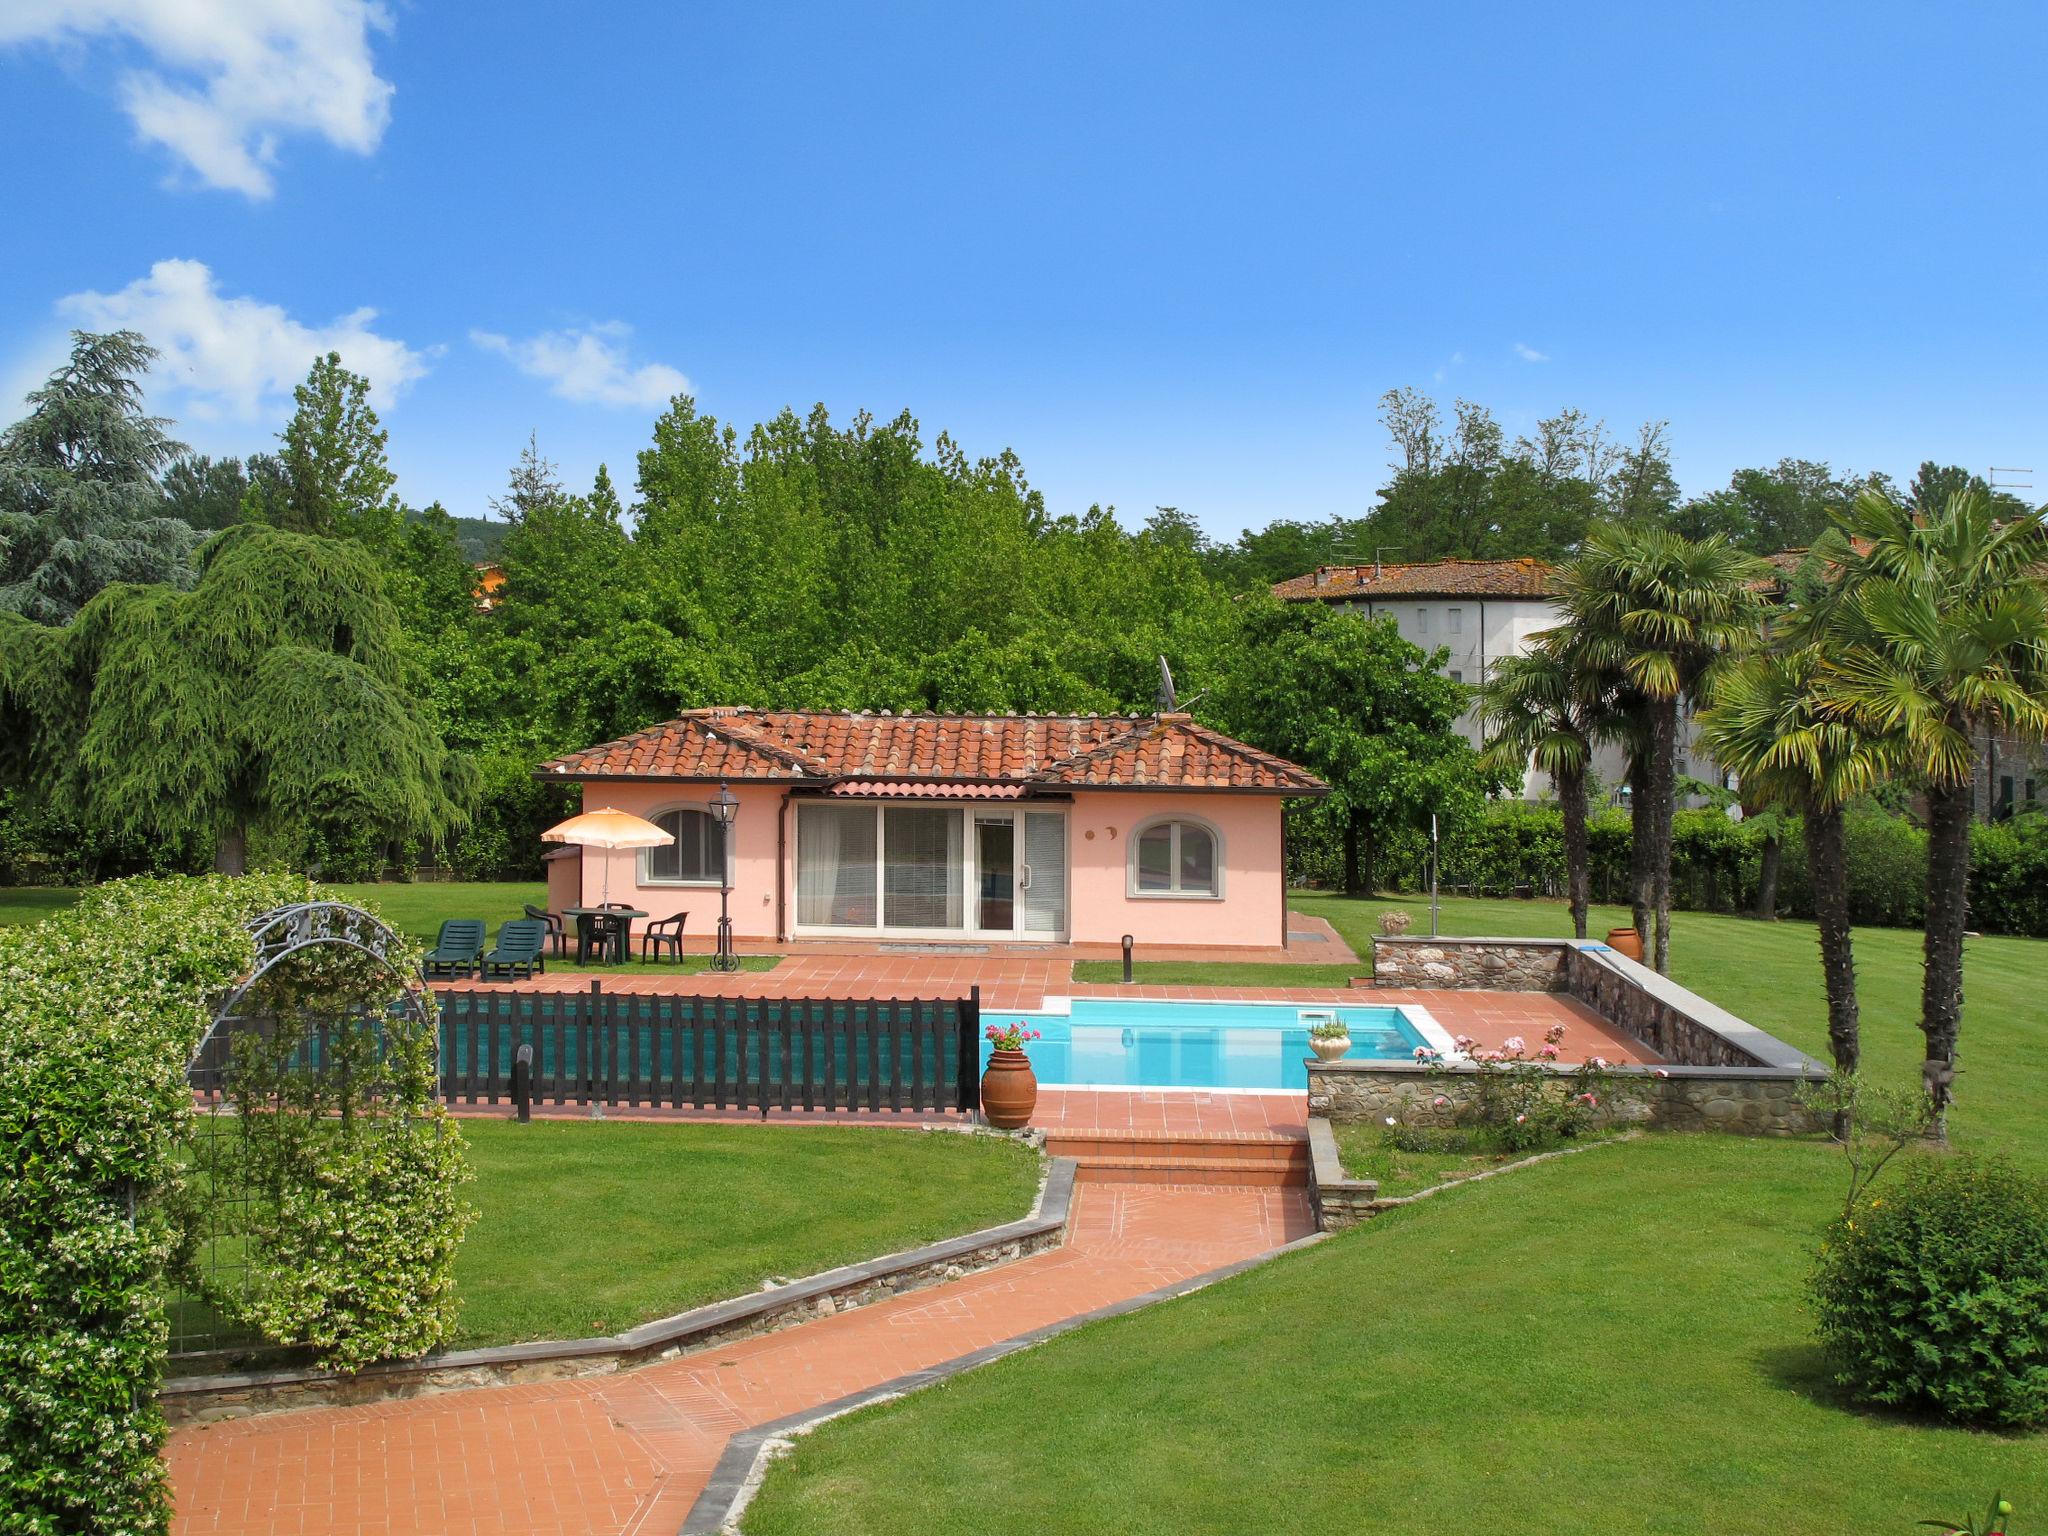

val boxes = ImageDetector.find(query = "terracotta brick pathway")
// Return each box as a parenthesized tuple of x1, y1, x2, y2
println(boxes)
(165, 1181, 1314, 1536)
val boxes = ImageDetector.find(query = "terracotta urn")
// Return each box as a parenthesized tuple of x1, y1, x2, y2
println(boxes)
(1605, 926, 1644, 962)
(980, 1047, 1039, 1129)
(1309, 1034, 1353, 1062)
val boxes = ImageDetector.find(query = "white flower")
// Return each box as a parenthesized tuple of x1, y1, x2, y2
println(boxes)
(1385, 1115, 1397, 1126)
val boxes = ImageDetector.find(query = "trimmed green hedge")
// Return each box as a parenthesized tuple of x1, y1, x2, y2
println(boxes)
(1289, 799, 2048, 937)
(0, 876, 473, 1534)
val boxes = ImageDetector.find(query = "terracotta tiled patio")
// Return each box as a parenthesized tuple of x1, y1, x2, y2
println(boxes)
(164, 1181, 1314, 1536)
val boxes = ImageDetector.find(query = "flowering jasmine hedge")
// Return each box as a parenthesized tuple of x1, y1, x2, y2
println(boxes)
(0, 877, 473, 1534)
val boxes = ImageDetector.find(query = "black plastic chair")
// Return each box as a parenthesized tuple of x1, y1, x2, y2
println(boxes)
(642, 912, 687, 962)
(523, 903, 567, 957)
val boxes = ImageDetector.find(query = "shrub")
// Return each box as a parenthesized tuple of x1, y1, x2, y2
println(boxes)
(0, 876, 476, 1532)
(1971, 815, 2048, 938)
(1425, 1026, 1632, 1153)
(1810, 1156, 2048, 1428)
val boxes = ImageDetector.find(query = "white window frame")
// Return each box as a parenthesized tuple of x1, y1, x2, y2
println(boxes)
(1127, 815, 1225, 900)
(638, 801, 733, 887)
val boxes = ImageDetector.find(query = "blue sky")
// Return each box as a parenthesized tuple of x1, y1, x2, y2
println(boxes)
(4, 2, 2045, 536)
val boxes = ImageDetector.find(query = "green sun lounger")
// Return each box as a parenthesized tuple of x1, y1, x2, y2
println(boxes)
(424, 918, 487, 979)
(481, 918, 549, 980)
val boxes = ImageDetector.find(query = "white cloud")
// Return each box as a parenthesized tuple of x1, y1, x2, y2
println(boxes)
(1433, 349, 1466, 383)
(0, 0, 394, 198)
(1512, 341, 1550, 363)
(471, 323, 689, 409)
(59, 258, 433, 418)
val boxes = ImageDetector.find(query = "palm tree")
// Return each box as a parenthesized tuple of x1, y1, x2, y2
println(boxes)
(1478, 633, 1618, 938)
(1806, 487, 2048, 1124)
(1698, 644, 1892, 1087)
(1548, 524, 1770, 972)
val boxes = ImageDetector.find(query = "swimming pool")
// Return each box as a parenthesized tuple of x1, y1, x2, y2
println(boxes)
(978, 997, 1453, 1092)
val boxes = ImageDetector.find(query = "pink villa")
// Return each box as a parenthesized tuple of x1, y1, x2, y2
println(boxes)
(535, 708, 1329, 949)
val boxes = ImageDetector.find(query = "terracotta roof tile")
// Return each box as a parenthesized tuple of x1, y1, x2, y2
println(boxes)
(535, 710, 1328, 796)
(1272, 557, 1554, 601)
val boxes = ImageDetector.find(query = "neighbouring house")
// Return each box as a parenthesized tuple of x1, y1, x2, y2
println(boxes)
(1270, 557, 1642, 797)
(534, 709, 1330, 948)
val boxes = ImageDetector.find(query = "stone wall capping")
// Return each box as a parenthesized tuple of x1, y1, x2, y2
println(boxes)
(161, 1156, 1077, 1425)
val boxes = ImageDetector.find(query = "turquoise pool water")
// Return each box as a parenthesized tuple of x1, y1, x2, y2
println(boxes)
(978, 998, 1432, 1091)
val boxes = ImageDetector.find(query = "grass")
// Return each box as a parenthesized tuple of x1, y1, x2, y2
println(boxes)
(451, 1119, 1040, 1347)
(740, 893, 2048, 1534)
(0, 881, 782, 976)
(1328, 1123, 1618, 1197)
(743, 1136, 2046, 1535)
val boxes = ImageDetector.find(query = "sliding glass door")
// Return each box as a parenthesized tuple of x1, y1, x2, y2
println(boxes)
(884, 807, 964, 929)
(795, 802, 1066, 940)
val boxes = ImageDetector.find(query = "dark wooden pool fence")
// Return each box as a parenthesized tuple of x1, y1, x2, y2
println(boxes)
(437, 981, 984, 1118)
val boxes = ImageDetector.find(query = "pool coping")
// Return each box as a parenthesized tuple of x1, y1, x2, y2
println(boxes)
(161, 1156, 1075, 1425)
(679, 1223, 1332, 1534)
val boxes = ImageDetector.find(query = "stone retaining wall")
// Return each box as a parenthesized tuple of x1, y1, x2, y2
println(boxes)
(1307, 1060, 1817, 1137)
(1369, 936, 1568, 991)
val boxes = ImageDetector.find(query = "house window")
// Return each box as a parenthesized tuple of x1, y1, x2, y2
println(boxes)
(641, 806, 727, 885)
(1449, 669, 1465, 684)
(1130, 817, 1221, 898)
(1447, 607, 1463, 634)
(1416, 608, 1429, 636)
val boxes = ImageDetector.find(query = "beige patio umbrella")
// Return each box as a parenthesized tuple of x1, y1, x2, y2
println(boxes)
(541, 807, 673, 907)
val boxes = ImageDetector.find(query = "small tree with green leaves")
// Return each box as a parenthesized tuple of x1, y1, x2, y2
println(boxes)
(1479, 631, 1620, 937)
(272, 352, 404, 552)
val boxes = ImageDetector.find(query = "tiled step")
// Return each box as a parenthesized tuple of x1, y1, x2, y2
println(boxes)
(1072, 1157, 1306, 1188)
(1046, 1129, 1310, 1188)
(1046, 1132, 1307, 1164)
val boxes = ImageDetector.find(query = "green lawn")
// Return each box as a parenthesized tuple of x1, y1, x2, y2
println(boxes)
(1329, 1123, 1620, 1197)
(452, 1119, 1040, 1347)
(742, 1136, 2046, 1536)
(743, 893, 2048, 1534)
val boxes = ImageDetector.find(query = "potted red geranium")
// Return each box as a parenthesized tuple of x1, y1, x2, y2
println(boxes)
(980, 1018, 1043, 1129)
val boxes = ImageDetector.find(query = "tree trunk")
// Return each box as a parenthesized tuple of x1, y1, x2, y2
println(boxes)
(1560, 764, 1590, 940)
(1342, 806, 1362, 896)
(1920, 781, 1973, 1132)
(214, 825, 248, 876)
(1807, 802, 1860, 1097)
(1627, 748, 1655, 957)
(1649, 699, 1679, 974)
(1754, 832, 1781, 920)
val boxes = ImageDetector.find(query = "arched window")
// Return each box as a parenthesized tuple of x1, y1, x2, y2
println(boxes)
(641, 805, 727, 885)
(1129, 816, 1221, 898)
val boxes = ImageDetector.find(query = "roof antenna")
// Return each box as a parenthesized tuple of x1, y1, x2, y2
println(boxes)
(1156, 655, 1178, 713)
(1375, 546, 1402, 579)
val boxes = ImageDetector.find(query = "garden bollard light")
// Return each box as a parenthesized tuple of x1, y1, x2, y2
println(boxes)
(1122, 934, 1134, 985)
(513, 1043, 534, 1123)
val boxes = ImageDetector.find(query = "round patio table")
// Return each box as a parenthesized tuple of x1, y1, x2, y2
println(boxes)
(562, 906, 648, 965)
